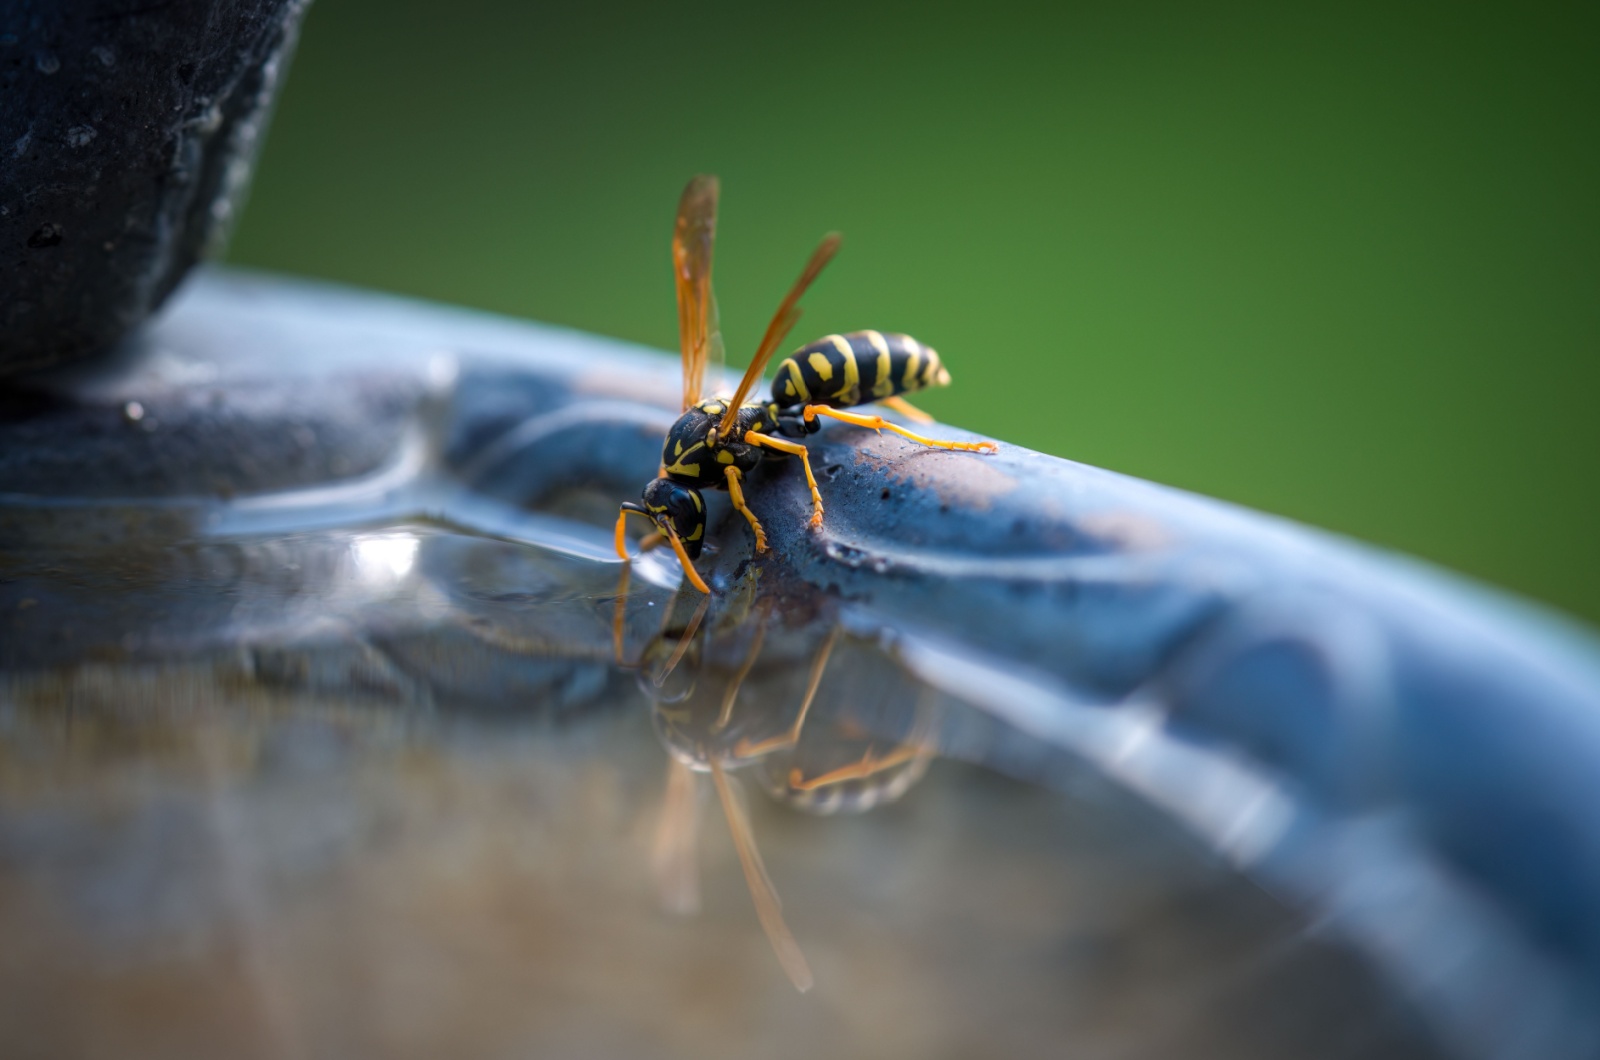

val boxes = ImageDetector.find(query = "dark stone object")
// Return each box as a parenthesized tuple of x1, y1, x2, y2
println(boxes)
(0, 0, 310, 376)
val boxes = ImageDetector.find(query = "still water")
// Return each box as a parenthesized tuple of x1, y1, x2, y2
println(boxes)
(0, 489, 1441, 1059)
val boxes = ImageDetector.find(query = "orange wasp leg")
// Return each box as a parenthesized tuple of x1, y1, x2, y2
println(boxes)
(787, 744, 929, 792)
(802, 405, 997, 453)
(713, 597, 775, 733)
(732, 626, 839, 760)
(787, 688, 939, 792)
(743, 431, 825, 527)
(724, 465, 768, 553)
(879, 394, 935, 424)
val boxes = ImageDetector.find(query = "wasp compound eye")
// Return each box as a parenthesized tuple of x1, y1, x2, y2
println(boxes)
(641, 478, 707, 560)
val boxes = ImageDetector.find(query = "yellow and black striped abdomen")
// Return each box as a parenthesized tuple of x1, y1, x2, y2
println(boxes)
(771, 330, 951, 411)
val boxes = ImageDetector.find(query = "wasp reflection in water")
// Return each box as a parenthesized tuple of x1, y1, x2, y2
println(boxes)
(613, 574, 939, 992)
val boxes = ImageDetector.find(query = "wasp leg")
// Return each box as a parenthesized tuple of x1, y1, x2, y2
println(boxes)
(879, 395, 935, 424)
(744, 430, 826, 527)
(787, 743, 933, 791)
(787, 690, 938, 791)
(724, 465, 769, 553)
(732, 626, 839, 760)
(714, 597, 775, 733)
(716, 602, 777, 736)
(802, 405, 997, 452)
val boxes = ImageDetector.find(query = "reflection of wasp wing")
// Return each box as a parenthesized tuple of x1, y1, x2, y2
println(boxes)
(651, 758, 702, 915)
(673, 176, 719, 412)
(710, 760, 814, 993)
(628, 584, 942, 992)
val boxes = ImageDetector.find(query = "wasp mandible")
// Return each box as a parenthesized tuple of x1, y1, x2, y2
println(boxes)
(615, 176, 996, 593)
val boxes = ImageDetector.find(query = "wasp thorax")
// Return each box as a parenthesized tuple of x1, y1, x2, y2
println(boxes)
(640, 477, 708, 558)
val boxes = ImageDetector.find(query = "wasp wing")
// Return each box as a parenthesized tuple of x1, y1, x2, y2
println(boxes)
(710, 759, 814, 992)
(651, 758, 702, 915)
(705, 294, 728, 403)
(674, 176, 720, 411)
(717, 233, 841, 437)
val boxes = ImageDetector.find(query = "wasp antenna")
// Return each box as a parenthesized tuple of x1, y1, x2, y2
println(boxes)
(612, 561, 632, 665)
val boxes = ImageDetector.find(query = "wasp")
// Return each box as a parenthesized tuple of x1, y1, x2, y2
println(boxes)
(614, 175, 995, 594)
(627, 591, 940, 994)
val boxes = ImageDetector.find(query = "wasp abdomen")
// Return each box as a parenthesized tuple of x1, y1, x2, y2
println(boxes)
(772, 330, 951, 411)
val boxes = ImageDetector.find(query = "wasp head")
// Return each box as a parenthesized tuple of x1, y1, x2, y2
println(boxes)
(625, 478, 707, 559)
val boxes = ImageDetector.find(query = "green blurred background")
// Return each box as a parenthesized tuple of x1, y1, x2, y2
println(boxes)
(229, 0, 1600, 625)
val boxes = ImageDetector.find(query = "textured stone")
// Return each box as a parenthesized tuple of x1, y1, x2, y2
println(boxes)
(0, 0, 310, 375)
